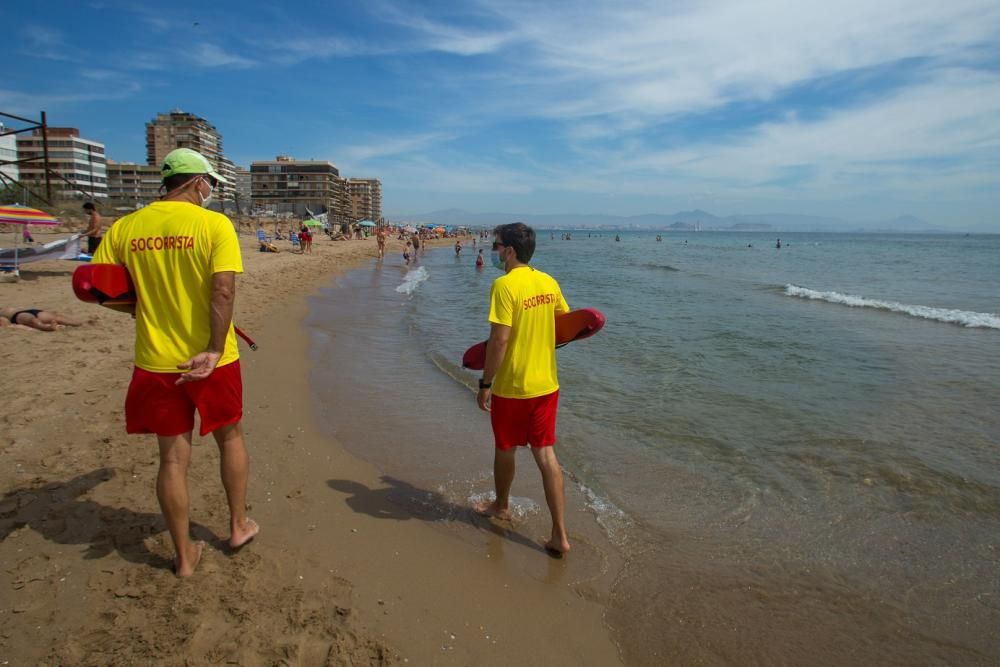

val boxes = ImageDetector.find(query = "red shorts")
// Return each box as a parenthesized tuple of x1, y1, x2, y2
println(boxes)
(490, 390, 559, 450)
(125, 360, 243, 437)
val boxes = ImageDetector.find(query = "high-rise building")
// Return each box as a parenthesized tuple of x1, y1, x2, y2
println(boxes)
(0, 123, 19, 186)
(347, 178, 382, 222)
(146, 110, 221, 167)
(234, 167, 252, 214)
(145, 110, 233, 202)
(106, 159, 161, 205)
(250, 155, 350, 222)
(16, 127, 107, 200)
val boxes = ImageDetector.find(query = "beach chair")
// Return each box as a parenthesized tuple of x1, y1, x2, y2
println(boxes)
(290, 232, 301, 252)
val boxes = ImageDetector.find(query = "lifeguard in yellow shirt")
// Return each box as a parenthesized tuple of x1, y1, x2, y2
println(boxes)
(474, 222, 571, 554)
(92, 148, 258, 577)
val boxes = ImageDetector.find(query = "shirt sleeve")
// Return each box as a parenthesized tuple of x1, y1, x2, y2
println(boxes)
(488, 279, 515, 326)
(556, 290, 569, 314)
(210, 214, 244, 274)
(554, 279, 570, 314)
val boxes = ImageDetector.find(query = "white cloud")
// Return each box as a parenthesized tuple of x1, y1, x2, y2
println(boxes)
(371, 1, 517, 56)
(339, 132, 455, 164)
(475, 0, 1000, 122)
(190, 44, 255, 69)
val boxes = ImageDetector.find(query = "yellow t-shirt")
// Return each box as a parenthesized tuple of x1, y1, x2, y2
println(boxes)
(91, 201, 243, 373)
(488, 266, 569, 399)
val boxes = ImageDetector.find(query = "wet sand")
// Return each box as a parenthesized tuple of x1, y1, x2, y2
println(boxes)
(0, 227, 622, 664)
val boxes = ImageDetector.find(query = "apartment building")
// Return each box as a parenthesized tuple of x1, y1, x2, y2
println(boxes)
(347, 178, 382, 222)
(106, 160, 161, 205)
(16, 127, 107, 200)
(234, 167, 252, 213)
(0, 123, 18, 185)
(250, 155, 350, 220)
(146, 110, 233, 202)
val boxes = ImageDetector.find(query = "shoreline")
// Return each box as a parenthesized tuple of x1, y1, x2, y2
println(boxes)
(0, 229, 622, 664)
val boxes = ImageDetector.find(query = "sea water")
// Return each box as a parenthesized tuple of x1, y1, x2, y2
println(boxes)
(307, 232, 1000, 665)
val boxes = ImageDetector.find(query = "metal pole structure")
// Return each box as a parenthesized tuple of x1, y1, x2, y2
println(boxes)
(40, 111, 52, 203)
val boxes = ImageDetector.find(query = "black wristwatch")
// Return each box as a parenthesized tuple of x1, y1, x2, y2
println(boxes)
(478, 378, 492, 389)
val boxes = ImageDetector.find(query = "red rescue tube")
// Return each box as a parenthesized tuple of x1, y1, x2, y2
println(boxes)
(462, 307, 605, 370)
(73, 263, 259, 351)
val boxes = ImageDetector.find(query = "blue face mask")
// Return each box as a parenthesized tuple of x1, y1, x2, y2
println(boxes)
(491, 250, 505, 271)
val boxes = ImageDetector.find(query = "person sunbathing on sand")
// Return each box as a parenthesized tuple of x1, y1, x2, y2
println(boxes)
(0, 307, 82, 331)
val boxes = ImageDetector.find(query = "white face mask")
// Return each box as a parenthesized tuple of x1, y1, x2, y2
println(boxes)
(197, 177, 215, 208)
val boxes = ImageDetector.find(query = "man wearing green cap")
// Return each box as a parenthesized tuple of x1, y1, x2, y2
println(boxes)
(92, 147, 258, 577)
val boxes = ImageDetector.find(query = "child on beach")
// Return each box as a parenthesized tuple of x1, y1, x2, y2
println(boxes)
(403, 241, 412, 265)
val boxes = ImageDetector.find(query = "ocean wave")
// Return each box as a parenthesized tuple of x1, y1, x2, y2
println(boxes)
(395, 265, 429, 296)
(639, 262, 680, 272)
(785, 285, 1000, 329)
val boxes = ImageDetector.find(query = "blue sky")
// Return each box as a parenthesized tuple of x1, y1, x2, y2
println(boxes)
(4, 0, 1000, 229)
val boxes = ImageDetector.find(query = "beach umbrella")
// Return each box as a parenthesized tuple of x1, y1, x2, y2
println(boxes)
(303, 219, 325, 228)
(434, 227, 446, 234)
(0, 205, 62, 277)
(357, 220, 376, 227)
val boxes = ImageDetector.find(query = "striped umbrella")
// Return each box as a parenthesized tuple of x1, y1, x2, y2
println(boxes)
(0, 205, 62, 277)
(0, 205, 61, 226)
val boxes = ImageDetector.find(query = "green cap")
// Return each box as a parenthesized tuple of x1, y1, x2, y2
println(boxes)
(160, 148, 230, 184)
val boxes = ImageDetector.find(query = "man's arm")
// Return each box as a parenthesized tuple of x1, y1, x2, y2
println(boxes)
(477, 322, 510, 412)
(176, 271, 236, 384)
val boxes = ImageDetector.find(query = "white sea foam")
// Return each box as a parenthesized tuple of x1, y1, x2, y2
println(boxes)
(395, 265, 429, 296)
(576, 481, 632, 547)
(785, 285, 1000, 329)
(468, 491, 540, 519)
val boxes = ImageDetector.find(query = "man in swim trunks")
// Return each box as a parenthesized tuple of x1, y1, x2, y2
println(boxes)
(474, 222, 572, 554)
(376, 228, 386, 259)
(411, 233, 421, 259)
(0, 307, 81, 331)
(91, 147, 259, 577)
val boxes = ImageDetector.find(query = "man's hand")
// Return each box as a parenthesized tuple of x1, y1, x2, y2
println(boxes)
(477, 387, 492, 412)
(176, 350, 223, 385)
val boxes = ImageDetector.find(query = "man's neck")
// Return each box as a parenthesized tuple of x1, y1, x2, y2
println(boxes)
(162, 181, 202, 205)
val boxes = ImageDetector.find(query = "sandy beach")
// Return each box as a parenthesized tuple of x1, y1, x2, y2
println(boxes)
(0, 224, 622, 665)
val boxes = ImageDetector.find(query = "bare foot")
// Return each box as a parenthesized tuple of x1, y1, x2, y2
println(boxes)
(229, 518, 259, 549)
(544, 535, 571, 556)
(175, 541, 205, 577)
(473, 500, 512, 521)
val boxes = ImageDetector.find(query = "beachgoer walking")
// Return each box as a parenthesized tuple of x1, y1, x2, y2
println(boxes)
(403, 240, 412, 265)
(455, 240, 462, 256)
(300, 225, 313, 254)
(411, 233, 421, 259)
(82, 202, 103, 254)
(475, 248, 485, 269)
(376, 228, 386, 259)
(0, 307, 81, 331)
(474, 222, 572, 554)
(91, 147, 258, 577)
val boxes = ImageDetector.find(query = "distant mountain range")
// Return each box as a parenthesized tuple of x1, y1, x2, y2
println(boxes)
(389, 208, 967, 233)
